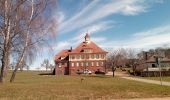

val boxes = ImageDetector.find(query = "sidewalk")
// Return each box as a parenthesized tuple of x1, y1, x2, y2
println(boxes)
(121, 76, 170, 86)
(106, 71, 170, 86)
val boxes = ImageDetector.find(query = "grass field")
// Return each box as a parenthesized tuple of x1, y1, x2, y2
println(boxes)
(0, 71, 170, 100)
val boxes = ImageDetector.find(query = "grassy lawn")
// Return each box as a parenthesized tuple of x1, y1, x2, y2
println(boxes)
(0, 71, 170, 100)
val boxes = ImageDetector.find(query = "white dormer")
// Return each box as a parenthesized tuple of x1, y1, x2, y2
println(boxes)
(60, 56, 65, 60)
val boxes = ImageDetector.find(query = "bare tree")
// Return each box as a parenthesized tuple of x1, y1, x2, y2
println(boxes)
(126, 49, 138, 76)
(0, 0, 57, 83)
(49, 64, 54, 72)
(107, 48, 127, 77)
(41, 59, 50, 71)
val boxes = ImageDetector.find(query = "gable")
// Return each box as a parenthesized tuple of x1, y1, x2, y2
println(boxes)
(70, 41, 107, 54)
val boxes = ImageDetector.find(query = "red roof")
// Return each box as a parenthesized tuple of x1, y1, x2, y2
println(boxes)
(70, 41, 107, 54)
(55, 49, 69, 61)
(55, 34, 107, 61)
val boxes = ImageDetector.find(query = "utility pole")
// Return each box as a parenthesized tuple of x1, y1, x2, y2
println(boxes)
(155, 56, 163, 86)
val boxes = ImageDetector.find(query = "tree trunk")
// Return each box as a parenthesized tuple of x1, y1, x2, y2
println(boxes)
(0, 0, 11, 83)
(10, 47, 25, 83)
(112, 66, 116, 77)
(133, 65, 136, 76)
(10, 0, 34, 83)
(10, 69, 18, 83)
(0, 43, 10, 83)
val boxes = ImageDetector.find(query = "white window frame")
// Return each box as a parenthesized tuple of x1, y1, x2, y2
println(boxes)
(76, 62, 79, 67)
(86, 62, 89, 66)
(101, 62, 104, 66)
(71, 63, 74, 67)
(96, 62, 99, 66)
(59, 63, 61, 68)
(81, 62, 84, 66)
(91, 62, 94, 66)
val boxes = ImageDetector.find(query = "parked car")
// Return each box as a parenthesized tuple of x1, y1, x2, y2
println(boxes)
(83, 69, 92, 74)
(76, 69, 92, 75)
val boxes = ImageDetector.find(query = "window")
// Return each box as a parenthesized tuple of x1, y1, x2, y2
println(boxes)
(94, 54, 96, 59)
(96, 54, 99, 59)
(91, 54, 94, 59)
(76, 55, 80, 59)
(101, 54, 105, 59)
(86, 62, 89, 66)
(81, 62, 84, 66)
(84, 49, 93, 53)
(59, 63, 61, 67)
(152, 64, 156, 68)
(81, 55, 84, 59)
(101, 62, 104, 66)
(96, 62, 99, 66)
(71, 63, 74, 67)
(76, 62, 79, 67)
(86, 55, 89, 59)
(91, 62, 94, 66)
(72, 55, 75, 60)
(89, 62, 91, 66)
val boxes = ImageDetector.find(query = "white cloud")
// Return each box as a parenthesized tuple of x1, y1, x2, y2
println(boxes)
(99, 24, 170, 50)
(53, 41, 70, 51)
(54, 24, 170, 53)
(53, 25, 108, 53)
(71, 20, 115, 42)
(133, 25, 170, 37)
(53, 0, 166, 52)
(58, 0, 162, 34)
(55, 11, 65, 24)
(91, 37, 106, 43)
(79, 21, 116, 34)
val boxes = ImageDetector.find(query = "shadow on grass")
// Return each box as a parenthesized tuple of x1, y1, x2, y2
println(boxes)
(38, 69, 55, 76)
(38, 72, 55, 76)
(38, 73, 54, 75)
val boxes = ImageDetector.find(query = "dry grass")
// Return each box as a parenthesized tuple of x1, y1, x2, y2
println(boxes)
(0, 71, 170, 100)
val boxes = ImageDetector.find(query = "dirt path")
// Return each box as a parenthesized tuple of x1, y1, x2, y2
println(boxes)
(122, 76, 170, 86)
(106, 71, 170, 86)
(106, 71, 130, 77)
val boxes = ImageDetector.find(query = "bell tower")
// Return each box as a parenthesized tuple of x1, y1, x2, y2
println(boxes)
(85, 33, 91, 44)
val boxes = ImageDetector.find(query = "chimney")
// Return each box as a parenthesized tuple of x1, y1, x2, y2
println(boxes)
(143, 51, 148, 61)
(70, 47, 72, 52)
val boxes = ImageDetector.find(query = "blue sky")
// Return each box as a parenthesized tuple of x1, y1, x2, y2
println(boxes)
(31, 0, 170, 69)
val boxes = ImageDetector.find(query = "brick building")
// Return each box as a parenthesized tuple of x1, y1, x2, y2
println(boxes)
(54, 33, 108, 75)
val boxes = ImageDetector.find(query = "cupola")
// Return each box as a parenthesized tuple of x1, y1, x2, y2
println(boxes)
(85, 33, 90, 44)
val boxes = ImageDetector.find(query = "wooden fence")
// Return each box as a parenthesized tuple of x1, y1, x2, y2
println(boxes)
(141, 71, 170, 77)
